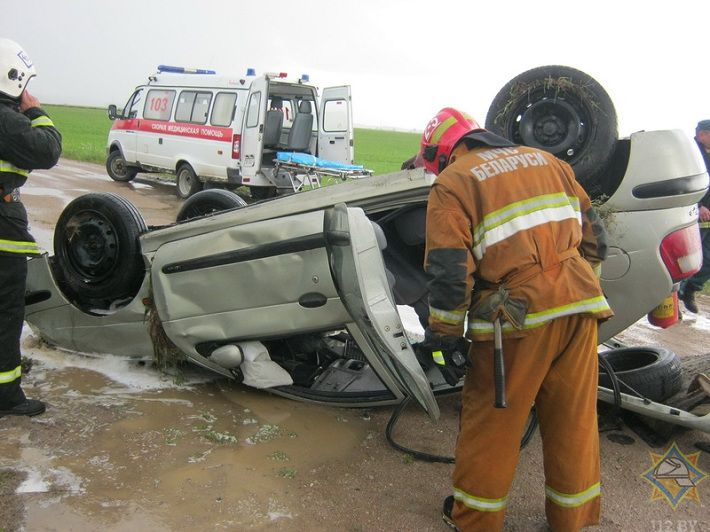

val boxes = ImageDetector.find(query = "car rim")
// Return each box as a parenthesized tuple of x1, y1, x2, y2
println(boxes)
(112, 157, 127, 177)
(63, 210, 120, 284)
(179, 169, 193, 195)
(519, 99, 582, 155)
(508, 91, 589, 163)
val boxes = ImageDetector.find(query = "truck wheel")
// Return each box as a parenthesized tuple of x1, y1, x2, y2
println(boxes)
(598, 347, 682, 402)
(485, 65, 618, 191)
(250, 186, 277, 201)
(176, 164, 203, 199)
(106, 150, 138, 182)
(52, 193, 148, 312)
(176, 189, 248, 222)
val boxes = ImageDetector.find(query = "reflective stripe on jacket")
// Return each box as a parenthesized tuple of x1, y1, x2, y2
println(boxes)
(425, 143, 613, 342)
(0, 237, 41, 255)
(0, 159, 29, 177)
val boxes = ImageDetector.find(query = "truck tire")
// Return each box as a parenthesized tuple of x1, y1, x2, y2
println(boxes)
(598, 347, 682, 402)
(176, 163, 203, 199)
(485, 65, 618, 192)
(106, 150, 138, 182)
(176, 189, 248, 222)
(52, 192, 148, 312)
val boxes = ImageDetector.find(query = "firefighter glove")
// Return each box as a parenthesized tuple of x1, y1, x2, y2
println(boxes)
(423, 329, 470, 386)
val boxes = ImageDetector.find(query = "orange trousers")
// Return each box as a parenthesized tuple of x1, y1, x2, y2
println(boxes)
(452, 314, 600, 532)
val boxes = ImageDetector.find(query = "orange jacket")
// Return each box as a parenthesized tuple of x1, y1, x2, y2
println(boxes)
(425, 141, 613, 342)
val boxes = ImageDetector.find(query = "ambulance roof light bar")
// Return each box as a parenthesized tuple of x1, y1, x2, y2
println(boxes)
(157, 65, 216, 75)
(264, 72, 288, 79)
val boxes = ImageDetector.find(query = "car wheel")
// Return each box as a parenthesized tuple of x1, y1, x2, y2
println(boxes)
(176, 189, 248, 222)
(52, 192, 148, 311)
(106, 150, 138, 182)
(250, 185, 277, 200)
(176, 164, 203, 199)
(485, 65, 618, 192)
(598, 347, 682, 402)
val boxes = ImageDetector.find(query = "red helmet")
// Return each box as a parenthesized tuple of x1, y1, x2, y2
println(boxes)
(420, 108, 482, 175)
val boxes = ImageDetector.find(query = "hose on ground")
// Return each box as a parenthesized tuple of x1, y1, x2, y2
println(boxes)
(598, 353, 622, 410)
(385, 395, 538, 464)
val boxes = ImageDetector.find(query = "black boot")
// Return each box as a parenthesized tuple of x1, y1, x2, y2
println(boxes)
(680, 289, 699, 314)
(0, 399, 46, 417)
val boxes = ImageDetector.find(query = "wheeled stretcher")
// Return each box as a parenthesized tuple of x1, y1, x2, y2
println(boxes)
(274, 152, 374, 192)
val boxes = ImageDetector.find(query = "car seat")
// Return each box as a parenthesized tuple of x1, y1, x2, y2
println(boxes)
(285, 100, 313, 153)
(264, 97, 284, 149)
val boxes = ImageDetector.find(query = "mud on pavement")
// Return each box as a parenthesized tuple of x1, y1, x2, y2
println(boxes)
(2, 331, 372, 531)
(1, 159, 709, 531)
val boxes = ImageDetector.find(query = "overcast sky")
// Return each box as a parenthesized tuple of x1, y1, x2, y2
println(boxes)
(6, 0, 710, 140)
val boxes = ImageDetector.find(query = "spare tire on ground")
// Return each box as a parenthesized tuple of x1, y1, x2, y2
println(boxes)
(598, 347, 683, 402)
(485, 65, 618, 195)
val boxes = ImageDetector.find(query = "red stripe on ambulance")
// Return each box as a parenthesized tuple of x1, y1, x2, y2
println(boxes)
(112, 119, 232, 142)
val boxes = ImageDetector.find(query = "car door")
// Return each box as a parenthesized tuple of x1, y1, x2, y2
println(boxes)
(325, 204, 440, 419)
(318, 86, 353, 164)
(138, 87, 177, 169)
(239, 76, 268, 178)
(113, 87, 144, 163)
(148, 203, 439, 419)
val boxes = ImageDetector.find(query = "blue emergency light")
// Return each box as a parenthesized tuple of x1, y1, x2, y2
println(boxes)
(246, 68, 256, 76)
(157, 65, 216, 75)
(301, 74, 310, 82)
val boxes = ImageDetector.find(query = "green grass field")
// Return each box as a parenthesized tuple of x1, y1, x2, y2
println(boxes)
(44, 105, 114, 164)
(43, 104, 421, 175)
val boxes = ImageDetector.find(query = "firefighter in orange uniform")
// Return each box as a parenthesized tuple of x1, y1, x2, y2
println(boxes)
(420, 108, 612, 531)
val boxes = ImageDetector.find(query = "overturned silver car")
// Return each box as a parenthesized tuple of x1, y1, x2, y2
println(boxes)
(24, 66, 710, 432)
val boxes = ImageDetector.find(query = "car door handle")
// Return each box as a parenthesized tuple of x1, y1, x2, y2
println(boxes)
(299, 292, 327, 308)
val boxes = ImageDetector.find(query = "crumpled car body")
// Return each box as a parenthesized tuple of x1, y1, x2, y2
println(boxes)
(24, 127, 710, 432)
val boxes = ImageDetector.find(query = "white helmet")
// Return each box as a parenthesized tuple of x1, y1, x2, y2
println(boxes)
(0, 38, 36, 99)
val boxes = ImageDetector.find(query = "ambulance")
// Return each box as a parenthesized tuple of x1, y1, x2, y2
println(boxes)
(106, 66, 357, 199)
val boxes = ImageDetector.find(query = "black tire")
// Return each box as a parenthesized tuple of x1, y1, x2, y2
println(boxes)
(52, 192, 148, 312)
(598, 347, 682, 402)
(485, 65, 618, 190)
(176, 189, 248, 222)
(106, 150, 138, 182)
(176, 163, 203, 199)
(250, 185, 277, 201)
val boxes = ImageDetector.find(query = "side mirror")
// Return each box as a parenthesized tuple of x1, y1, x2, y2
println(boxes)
(107, 104, 118, 120)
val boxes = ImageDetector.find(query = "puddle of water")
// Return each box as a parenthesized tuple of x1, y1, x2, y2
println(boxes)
(10, 336, 369, 531)
(21, 186, 76, 200)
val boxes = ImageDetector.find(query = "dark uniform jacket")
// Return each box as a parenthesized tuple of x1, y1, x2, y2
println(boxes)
(0, 96, 61, 256)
